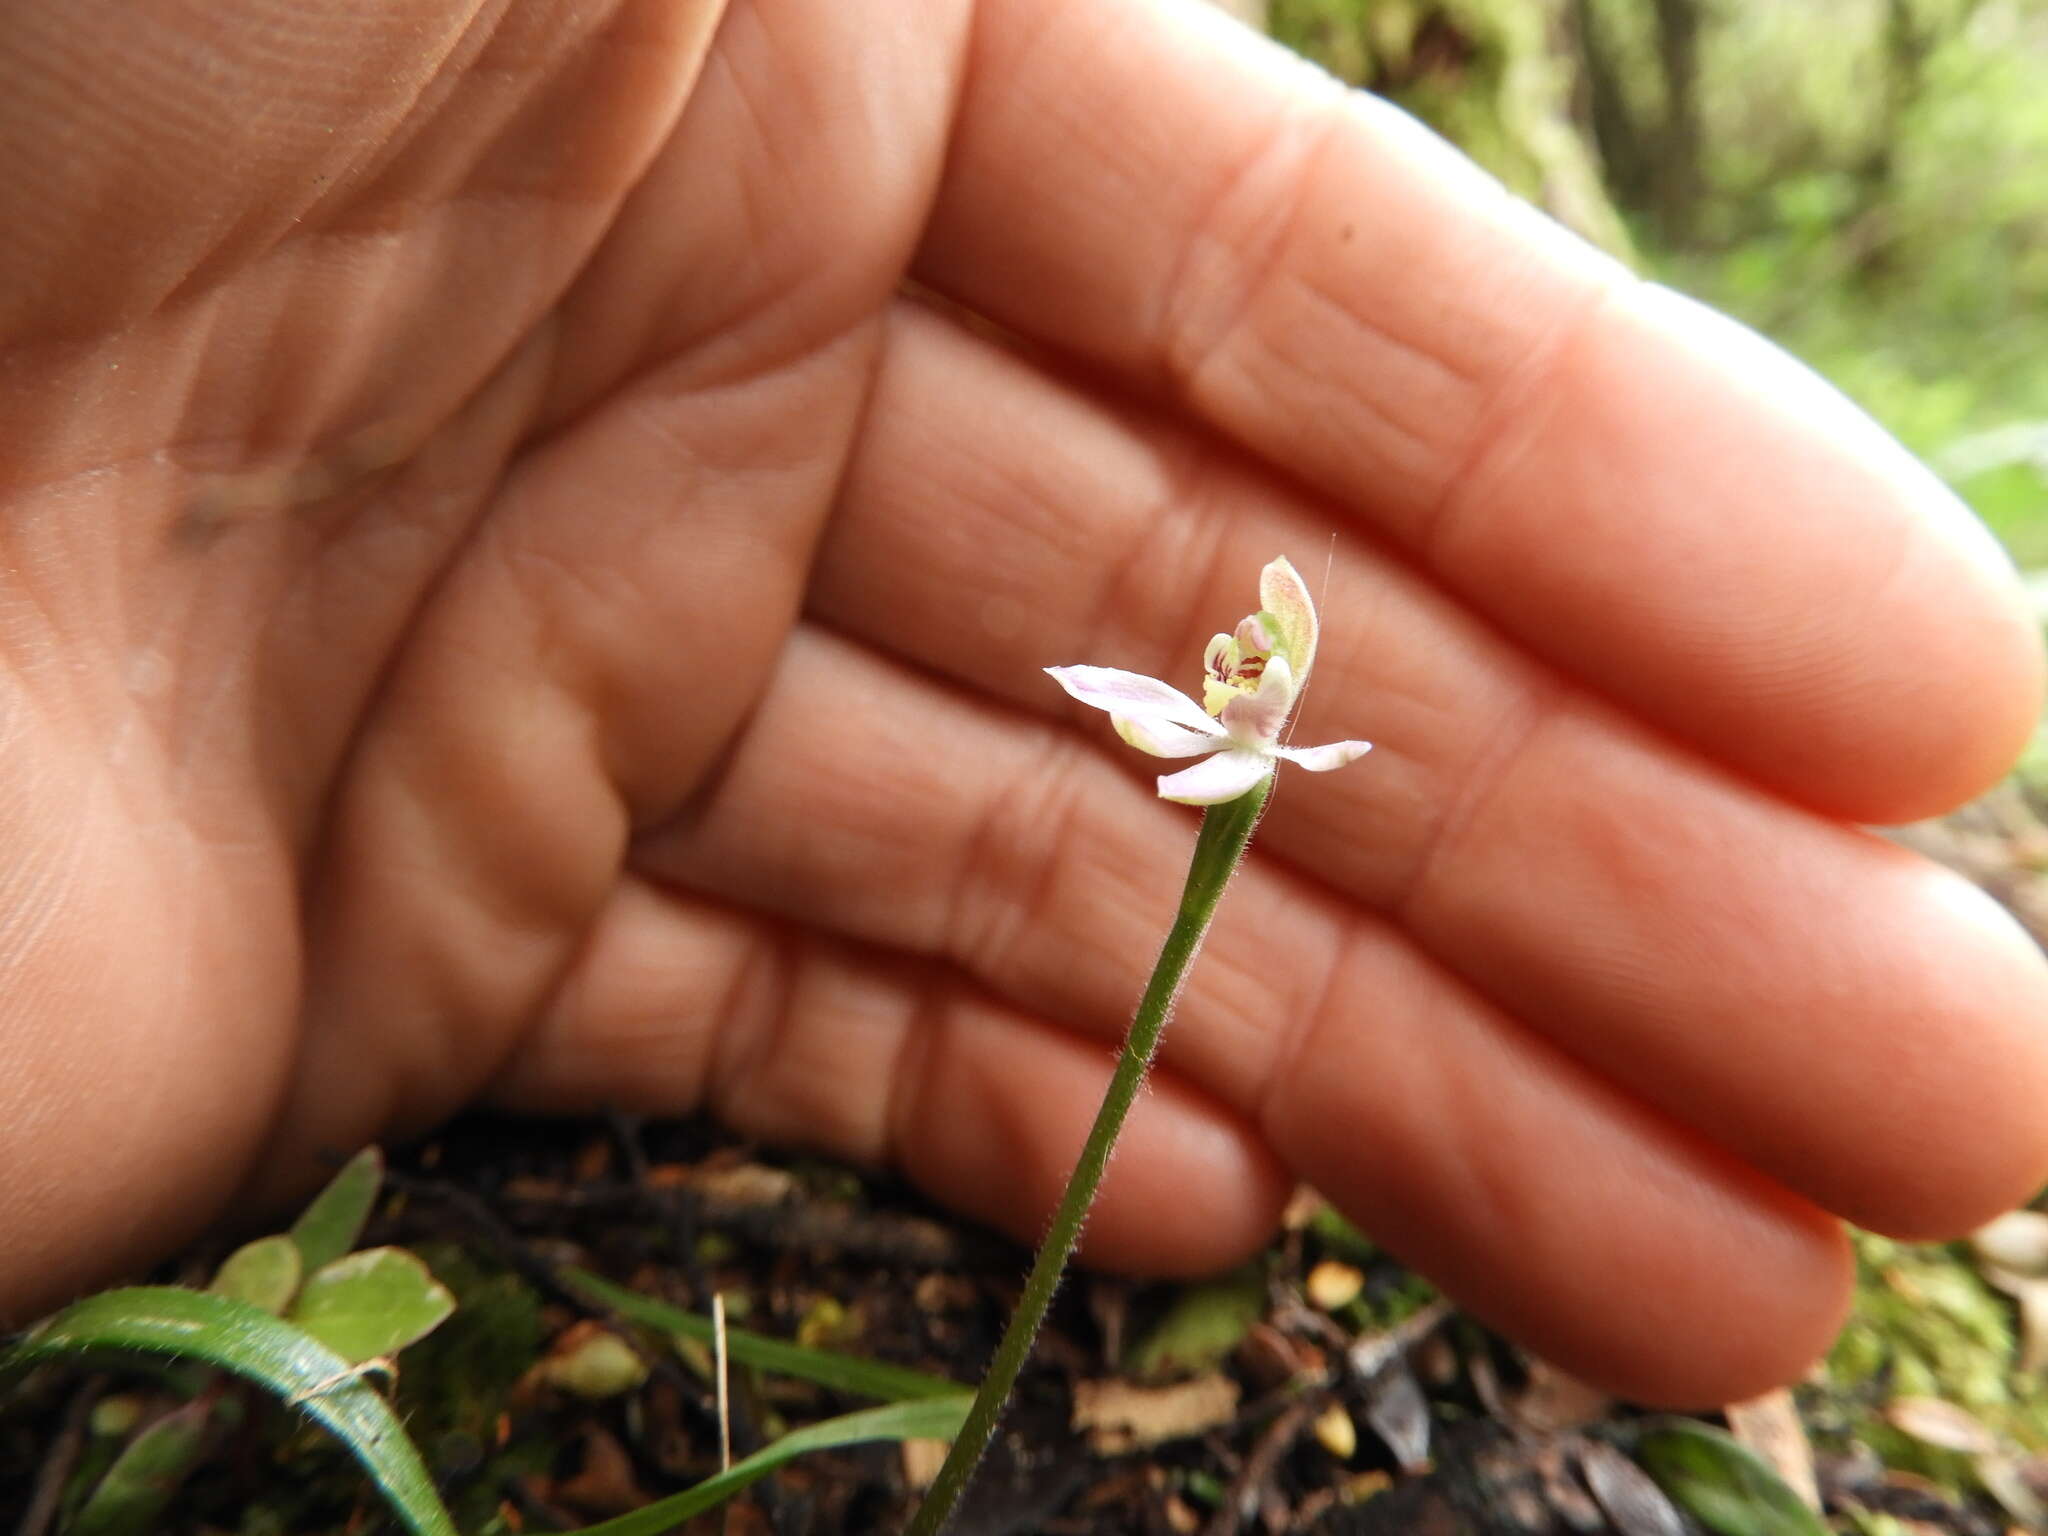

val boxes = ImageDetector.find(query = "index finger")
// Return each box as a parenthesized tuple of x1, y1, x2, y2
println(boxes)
(916, 0, 2039, 823)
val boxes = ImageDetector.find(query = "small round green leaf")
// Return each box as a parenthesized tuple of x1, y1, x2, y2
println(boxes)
(288, 1247, 455, 1365)
(210, 1234, 304, 1314)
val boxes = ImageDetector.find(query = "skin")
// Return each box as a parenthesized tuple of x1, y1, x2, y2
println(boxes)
(2, 0, 2044, 1408)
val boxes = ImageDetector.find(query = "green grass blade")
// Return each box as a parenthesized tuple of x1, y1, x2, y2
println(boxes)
(565, 1269, 964, 1402)
(2, 1287, 457, 1536)
(1636, 1419, 1829, 1536)
(573, 1394, 973, 1536)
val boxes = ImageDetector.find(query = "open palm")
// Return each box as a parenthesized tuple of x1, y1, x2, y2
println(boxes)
(4, 0, 2044, 1406)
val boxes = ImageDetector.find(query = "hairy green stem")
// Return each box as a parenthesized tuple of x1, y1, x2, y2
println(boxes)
(905, 777, 1273, 1536)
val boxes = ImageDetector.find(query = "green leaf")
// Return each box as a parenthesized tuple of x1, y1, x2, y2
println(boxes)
(574, 1394, 973, 1536)
(288, 1247, 455, 1365)
(210, 1234, 304, 1314)
(1125, 1267, 1266, 1380)
(289, 1146, 384, 1272)
(1636, 1419, 1830, 1536)
(0, 1287, 457, 1536)
(565, 1269, 965, 1402)
(70, 1395, 215, 1536)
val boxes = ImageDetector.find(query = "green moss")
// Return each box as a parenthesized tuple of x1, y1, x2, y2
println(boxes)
(1303, 1207, 1440, 1329)
(1815, 1231, 2048, 1496)
(1349, 1270, 1441, 1332)
(1266, 0, 1635, 257)
(391, 1243, 552, 1530)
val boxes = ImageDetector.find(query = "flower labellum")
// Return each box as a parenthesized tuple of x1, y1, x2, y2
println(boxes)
(1046, 557, 1371, 805)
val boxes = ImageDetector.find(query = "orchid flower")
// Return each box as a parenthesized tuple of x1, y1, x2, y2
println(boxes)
(1046, 556, 1371, 805)
(913, 556, 1367, 1535)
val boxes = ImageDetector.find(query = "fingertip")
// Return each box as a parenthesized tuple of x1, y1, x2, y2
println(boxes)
(1628, 286, 2044, 824)
(1445, 281, 2044, 823)
(1833, 870, 2048, 1241)
(1573, 1208, 1856, 1411)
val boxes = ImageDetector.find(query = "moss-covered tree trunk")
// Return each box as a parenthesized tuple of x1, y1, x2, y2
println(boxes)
(1261, 0, 1635, 261)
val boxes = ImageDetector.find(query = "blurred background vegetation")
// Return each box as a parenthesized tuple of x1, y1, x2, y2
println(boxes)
(1243, 0, 2048, 574)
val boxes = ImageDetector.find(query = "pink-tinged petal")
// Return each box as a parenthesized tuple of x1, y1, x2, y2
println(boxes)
(1045, 666, 1214, 732)
(1235, 612, 1278, 654)
(1259, 556, 1319, 684)
(1276, 739, 1373, 772)
(1114, 712, 1227, 757)
(1220, 653, 1296, 747)
(1157, 748, 1275, 805)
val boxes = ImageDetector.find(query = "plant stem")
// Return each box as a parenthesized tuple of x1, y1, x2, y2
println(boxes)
(905, 777, 1273, 1536)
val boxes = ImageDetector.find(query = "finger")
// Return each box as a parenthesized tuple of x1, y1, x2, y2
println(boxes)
(488, 874, 1295, 1278)
(629, 627, 1851, 1401)
(801, 300, 2048, 1237)
(915, 0, 2039, 822)
(1264, 916, 1853, 1408)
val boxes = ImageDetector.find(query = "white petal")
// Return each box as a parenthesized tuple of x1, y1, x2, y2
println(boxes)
(1045, 666, 1215, 732)
(1259, 557, 1319, 684)
(1115, 712, 1227, 757)
(1276, 738, 1372, 772)
(1220, 653, 1295, 747)
(1156, 749, 1275, 805)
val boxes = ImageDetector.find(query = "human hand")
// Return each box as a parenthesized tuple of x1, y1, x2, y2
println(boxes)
(3, 0, 2043, 1407)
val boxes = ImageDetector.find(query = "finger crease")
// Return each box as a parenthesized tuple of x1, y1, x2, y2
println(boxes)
(1386, 672, 1561, 926)
(1153, 78, 1350, 409)
(1414, 271, 1632, 565)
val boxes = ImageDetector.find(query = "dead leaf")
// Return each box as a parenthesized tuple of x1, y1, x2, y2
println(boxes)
(2015, 1282, 2048, 1376)
(1972, 1449, 2048, 1530)
(1972, 1211, 2048, 1277)
(694, 1162, 798, 1206)
(1344, 1298, 1453, 1379)
(1360, 1360, 1433, 1474)
(1724, 1389, 1821, 1510)
(571, 1137, 613, 1183)
(1237, 1320, 1320, 1392)
(1468, 1348, 1508, 1419)
(1507, 1356, 1614, 1436)
(1978, 1265, 2048, 1374)
(1282, 1186, 1328, 1231)
(1884, 1396, 2000, 1455)
(1305, 1260, 1364, 1311)
(1579, 1440, 1688, 1536)
(1313, 1402, 1358, 1461)
(550, 1425, 646, 1516)
(1340, 1469, 1393, 1503)
(901, 1437, 950, 1490)
(1072, 1374, 1241, 1454)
